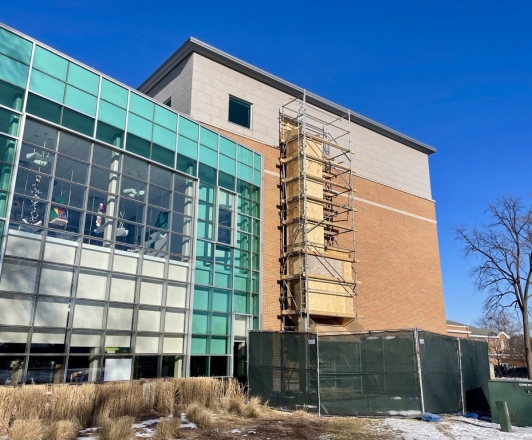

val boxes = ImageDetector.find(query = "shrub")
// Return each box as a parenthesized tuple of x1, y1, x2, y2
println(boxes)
(98, 416, 135, 440)
(154, 417, 181, 440)
(43, 420, 79, 440)
(245, 396, 263, 418)
(185, 403, 212, 429)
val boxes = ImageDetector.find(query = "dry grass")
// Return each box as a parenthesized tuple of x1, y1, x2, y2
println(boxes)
(49, 384, 97, 427)
(154, 417, 181, 440)
(227, 396, 244, 414)
(98, 416, 135, 440)
(185, 403, 212, 429)
(9, 419, 44, 440)
(43, 420, 79, 440)
(93, 382, 149, 426)
(244, 396, 263, 418)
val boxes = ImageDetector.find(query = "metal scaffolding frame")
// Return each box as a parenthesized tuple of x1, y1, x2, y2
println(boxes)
(279, 92, 359, 332)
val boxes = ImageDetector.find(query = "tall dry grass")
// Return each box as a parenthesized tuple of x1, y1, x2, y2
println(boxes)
(98, 416, 135, 440)
(43, 420, 79, 440)
(185, 403, 212, 429)
(9, 419, 43, 440)
(1, 377, 264, 438)
(154, 417, 181, 440)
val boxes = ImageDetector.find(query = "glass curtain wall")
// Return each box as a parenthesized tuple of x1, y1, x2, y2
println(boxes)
(0, 25, 263, 384)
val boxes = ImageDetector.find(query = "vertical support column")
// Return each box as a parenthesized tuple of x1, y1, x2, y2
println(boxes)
(414, 328, 425, 413)
(458, 337, 465, 413)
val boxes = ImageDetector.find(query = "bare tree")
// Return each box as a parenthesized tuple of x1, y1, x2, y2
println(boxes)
(454, 196, 532, 378)
(476, 309, 522, 365)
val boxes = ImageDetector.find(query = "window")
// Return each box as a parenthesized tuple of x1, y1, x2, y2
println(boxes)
(228, 96, 251, 129)
(164, 98, 171, 107)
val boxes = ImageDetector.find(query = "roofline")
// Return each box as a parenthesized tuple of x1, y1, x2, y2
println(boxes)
(138, 37, 436, 155)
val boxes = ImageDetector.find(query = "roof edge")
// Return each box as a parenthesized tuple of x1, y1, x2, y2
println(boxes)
(138, 38, 436, 155)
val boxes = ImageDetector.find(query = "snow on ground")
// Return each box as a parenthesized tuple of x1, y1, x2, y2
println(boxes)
(386, 416, 532, 439)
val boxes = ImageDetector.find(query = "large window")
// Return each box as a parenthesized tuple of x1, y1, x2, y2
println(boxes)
(228, 96, 251, 129)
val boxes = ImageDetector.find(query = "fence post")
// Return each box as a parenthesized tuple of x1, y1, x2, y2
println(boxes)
(317, 332, 321, 416)
(458, 337, 465, 414)
(414, 328, 425, 413)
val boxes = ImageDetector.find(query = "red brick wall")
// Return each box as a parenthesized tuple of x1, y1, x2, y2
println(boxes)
(205, 124, 446, 334)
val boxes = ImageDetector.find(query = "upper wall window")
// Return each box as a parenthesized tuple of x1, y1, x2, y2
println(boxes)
(228, 96, 251, 129)
(164, 98, 171, 107)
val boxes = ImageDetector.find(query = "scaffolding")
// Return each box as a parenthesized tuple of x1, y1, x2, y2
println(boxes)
(279, 92, 359, 332)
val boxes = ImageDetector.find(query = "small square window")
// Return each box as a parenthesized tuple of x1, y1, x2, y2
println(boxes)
(228, 96, 251, 129)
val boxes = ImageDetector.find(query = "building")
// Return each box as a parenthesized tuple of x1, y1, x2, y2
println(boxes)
(0, 23, 445, 385)
(446, 320, 513, 366)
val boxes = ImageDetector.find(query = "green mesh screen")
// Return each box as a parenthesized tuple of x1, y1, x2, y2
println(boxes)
(319, 331, 420, 416)
(249, 331, 319, 410)
(460, 338, 490, 412)
(419, 331, 462, 414)
(249, 330, 489, 416)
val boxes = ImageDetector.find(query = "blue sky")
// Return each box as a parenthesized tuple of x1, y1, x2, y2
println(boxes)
(3, 1, 532, 325)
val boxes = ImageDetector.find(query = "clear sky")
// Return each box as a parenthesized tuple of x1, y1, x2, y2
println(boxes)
(2, 1, 531, 325)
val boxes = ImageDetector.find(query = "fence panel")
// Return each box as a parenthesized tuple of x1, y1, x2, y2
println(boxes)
(460, 338, 490, 412)
(319, 331, 421, 416)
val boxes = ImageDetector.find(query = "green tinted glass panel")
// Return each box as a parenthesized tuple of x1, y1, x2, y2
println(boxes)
(214, 264, 232, 289)
(198, 164, 216, 186)
(253, 317, 259, 330)
(67, 63, 99, 95)
(153, 124, 176, 151)
(234, 292, 249, 314)
(100, 78, 127, 108)
(192, 312, 209, 334)
(211, 314, 229, 335)
(0, 80, 24, 111)
(98, 100, 126, 129)
(26, 93, 61, 124)
(196, 240, 213, 259)
(219, 155, 236, 175)
(0, 28, 32, 64)
(0, 163, 12, 190)
(193, 286, 210, 310)
(125, 133, 150, 158)
(178, 117, 198, 141)
(252, 253, 259, 271)
(210, 337, 228, 355)
(29, 69, 65, 102)
(220, 138, 236, 159)
(212, 289, 230, 313)
(0, 108, 20, 137)
(253, 219, 260, 236)
(237, 215, 251, 233)
(154, 104, 177, 131)
(252, 272, 259, 293)
(62, 108, 94, 137)
(195, 259, 213, 285)
(151, 144, 174, 168)
(64, 85, 97, 116)
(218, 172, 235, 192)
(198, 201, 214, 222)
(238, 163, 253, 182)
(129, 93, 154, 120)
(238, 145, 253, 165)
(127, 113, 152, 140)
(234, 268, 249, 291)
(33, 46, 68, 81)
(96, 121, 124, 148)
(197, 221, 213, 240)
(0, 134, 16, 163)
(191, 336, 208, 354)
(0, 54, 29, 88)
(252, 295, 259, 315)
(199, 183, 214, 203)
(177, 135, 197, 160)
(176, 154, 196, 176)
(200, 127, 218, 150)
(199, 145, 217, 167)
(235, 250, 250, 269)
(251, 202, 260, 218)
(0, 191, 8, 217)
(253, 169, 261, 186)
(253, 153, 262, 171)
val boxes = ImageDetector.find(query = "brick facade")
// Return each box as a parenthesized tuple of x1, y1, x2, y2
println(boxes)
(205, 124, 447, 334)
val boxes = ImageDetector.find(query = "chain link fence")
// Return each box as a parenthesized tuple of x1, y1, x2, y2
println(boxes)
(249, 329, 490, 416)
